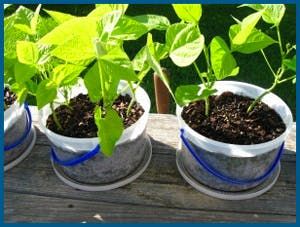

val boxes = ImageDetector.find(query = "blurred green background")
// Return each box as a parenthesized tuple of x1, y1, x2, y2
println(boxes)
(5, 4, 296, 118)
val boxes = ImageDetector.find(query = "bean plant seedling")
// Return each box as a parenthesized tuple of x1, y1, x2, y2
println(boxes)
(156, 4, 295, 116)
(38, 4, 171, 156)
(234, 4, 296, 112)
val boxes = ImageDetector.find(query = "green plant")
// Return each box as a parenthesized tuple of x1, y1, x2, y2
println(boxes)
(154, 4, 295, 116)
(37, 4, 170, 156)
(234, 4, 296, 112)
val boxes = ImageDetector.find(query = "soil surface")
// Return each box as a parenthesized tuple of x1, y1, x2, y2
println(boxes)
(182, 92, 286, 145)
(4, 87, 17, 111)
(46, 94, 144, 138)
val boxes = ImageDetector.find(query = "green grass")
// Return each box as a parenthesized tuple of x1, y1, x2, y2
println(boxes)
(5, 4, 296, 118)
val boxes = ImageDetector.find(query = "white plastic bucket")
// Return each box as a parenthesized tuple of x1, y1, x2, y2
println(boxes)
(39, 79, 151, 152)
(177, 81, 293, 158)
(176, 81, 293, 193)
(4, 101, 23, 132)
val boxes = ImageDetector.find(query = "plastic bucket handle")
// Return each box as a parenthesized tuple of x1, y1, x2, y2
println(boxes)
(4, 103, 32, 151)
(51, 145, 101, 167)
(180, 128, 284, 185)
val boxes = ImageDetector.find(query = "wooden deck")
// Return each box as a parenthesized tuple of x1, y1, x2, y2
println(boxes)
(4, 107, 296, 223)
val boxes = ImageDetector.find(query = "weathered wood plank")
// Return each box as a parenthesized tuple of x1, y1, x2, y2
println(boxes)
(5, 192, 295, 223)
(5, 107, 296, 222)
(5, 140, 296, 215)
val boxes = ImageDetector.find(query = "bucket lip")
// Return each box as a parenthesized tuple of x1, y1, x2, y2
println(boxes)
(39, 81, 150, 144)
(177, 81, 293, 157)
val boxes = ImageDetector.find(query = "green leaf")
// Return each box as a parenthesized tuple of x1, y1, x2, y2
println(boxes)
(132, 42, 168, 72)
(166, 23, 204, 67)
(14, 62, 37, 83)
(110, 16, 148, 41)
(36, 79, 58, 109)
(146, 33, 176, 101)
(11, 83, 28, 104)
(210, 36, 239, 80)
(4, 4, 12, 10)
(30, 4, 42, 35)
(44, 9, 75, 24)
(16, 41, 39, 65)
(4, 15, 27, 59)
(94, 107, 124, 157)
(38, 17, 98, 46)
(175, 85, 217, 106)
(292, 78, 296, 84)
(172, 4, 202, 24)
(51, 37, 95, 65)
(89, 4, 128, 18)
(240, 4, 285, 25)
(232, 11, 262, 45)
(283, 55, 296, 72)
(84, 63, 102, 103)
(99, 47, 138, 82)
(98, 10, 123, 42)
(51, 64, 86, 86)
(229, 24, 277, 53)
(132, 14, 170, 31)
(13, 6, 34, 35)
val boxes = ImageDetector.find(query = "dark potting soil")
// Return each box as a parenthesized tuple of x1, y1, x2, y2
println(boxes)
(4, 87, 17, 111)
(182, 92, 286, 145)
(46, 94, 145, 138)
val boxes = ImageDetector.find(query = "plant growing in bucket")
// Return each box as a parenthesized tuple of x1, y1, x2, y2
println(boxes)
(3, 4, 54, 171)
(36, 4, 171, 191)
(160, 4, 295, 199)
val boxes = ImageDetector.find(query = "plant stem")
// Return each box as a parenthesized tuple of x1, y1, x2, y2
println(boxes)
(193, 62, 206, 85)
(203, 45, 213, 87)
(260, 49, 276, 77)
(126, 81, 136, 116)
(50, 102, 62, 131)
(278, 75, 296, 84)
(276, 26, 284, 56)
(247, 80, 278, 113)
(205, 98, 209, 116)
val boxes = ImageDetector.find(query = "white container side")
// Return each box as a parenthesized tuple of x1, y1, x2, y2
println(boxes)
(176, 81, 293, 158)
(39, 79, 150, 153)
(4, 101, 24, 132)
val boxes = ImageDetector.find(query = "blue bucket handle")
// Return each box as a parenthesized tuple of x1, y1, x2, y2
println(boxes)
(50, 145, 101, 167)
(4, 103, 32, 151)
(180, 128, 284, 185)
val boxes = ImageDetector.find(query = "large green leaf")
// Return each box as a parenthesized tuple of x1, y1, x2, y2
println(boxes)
(110, 16, 148, 40)
(94, 107, 124, 157)
(44, 9, 75, 24)
(229, 24, 277, 53)
(175, 85, 217, 106)
(51, 64, 86, 86)
(89, 4, 128, 18)
(36, 79, 58, 109)
(14, 62, 37, 83)
(4, 15, 27, 59)
(132, 14, 170, 31)
(232, 11, 262, 45)
(99, 47, 138, 82)
(210, 36, 239, 80)
(16, 41, 39, 65)
(13, 6, 34, 35)
(98, 11, 123, 42)
(84, 63, 102, 103)
(38, 17, 98, 46)
(166, 23, 204, 67)
(283, 55, 296, 72)
(240, 4, 285, 25)
(172, 4, 202, 24)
